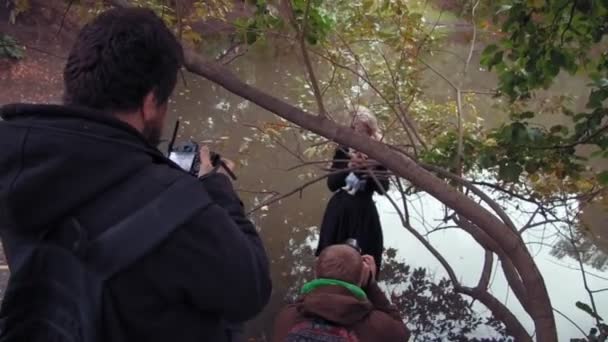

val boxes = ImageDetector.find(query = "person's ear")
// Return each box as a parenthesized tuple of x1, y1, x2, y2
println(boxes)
(141, 91, 159, 122)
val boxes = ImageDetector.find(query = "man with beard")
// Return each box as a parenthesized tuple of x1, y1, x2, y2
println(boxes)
(0, 8, 271, 342)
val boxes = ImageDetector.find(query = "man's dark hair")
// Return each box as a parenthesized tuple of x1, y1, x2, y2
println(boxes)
(63, 8, 184, 112)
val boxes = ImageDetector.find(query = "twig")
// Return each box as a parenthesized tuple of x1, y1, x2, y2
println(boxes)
(418, 58, 457, 90)
(568, 224, 603, 327)
(546, 259, 608, 281)
(478, 249, 493, 290)
(463, 0, 480, 74)
(379, 51, 422, 153)
(243, 123, 305, 162)
(235, 188, 280, 196)
(321, 65, 337, 96)
(415, 10, 443, 57)
(247, 166, 360, 215)
(295, 0, 327, 117)
(57, 0, 75, 36)
(421, 163, 518, 233)
(312, 48, 426, 148)
(455, 88, 465, 174)
(560, 0, 577, 46)
(553, 307, 588, 338)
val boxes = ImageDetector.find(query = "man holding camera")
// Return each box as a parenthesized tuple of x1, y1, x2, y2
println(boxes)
(0, 7, 271, 342)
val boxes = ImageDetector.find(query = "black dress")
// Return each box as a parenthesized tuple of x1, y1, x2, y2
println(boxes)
(315, 146, 390, 272)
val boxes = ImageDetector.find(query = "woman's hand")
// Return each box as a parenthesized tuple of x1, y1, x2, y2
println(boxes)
(348, 151, 368, 168)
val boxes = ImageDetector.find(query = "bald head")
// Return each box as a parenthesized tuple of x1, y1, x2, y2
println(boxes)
(316, 244, 363, 285)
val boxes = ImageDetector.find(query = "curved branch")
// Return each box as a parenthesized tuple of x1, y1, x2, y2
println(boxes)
(455, 217, 529, 312)
(461, 286, 532, 341)
(553, 307, 588, 339)
(477, 249, 493, 290)
(421, 164, 518, 233)
(110, 1, 557, 339)
(294, 0, 327, 117)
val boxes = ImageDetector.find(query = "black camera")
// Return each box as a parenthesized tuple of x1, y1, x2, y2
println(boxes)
(168, 140, 236, 180)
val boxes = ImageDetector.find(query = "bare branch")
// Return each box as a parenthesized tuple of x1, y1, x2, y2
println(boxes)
(421, 164, 518, 232)
(568, 224, 603, 327)
(553, 308, 588, 339)
(463, 0, 480, 74)
(455, 88, 465, 174)
(110, 1, 558, 337)
(478, 249, 493, 290)
(57, 0, 75, 36)
(247, 166, 360, 215)
(418, 58, 458, 90)
(296, 0, 327, 117)
(311, 47, 428, 149)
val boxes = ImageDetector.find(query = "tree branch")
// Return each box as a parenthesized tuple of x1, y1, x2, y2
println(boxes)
(57, 0, 75, 35)
(463, 0, 480, 74)
(553, 307, 588, 339)
(294, 0, 327, 117)
(421, 163, 518, 233)
(110, 1, 557, 337)
(477, 249, 493, 290)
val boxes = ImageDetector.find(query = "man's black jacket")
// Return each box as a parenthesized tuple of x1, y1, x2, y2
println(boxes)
(0, 104, 272, 341)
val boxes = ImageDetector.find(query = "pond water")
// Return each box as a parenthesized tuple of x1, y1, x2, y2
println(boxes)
(1, 3, 607, 340)
(164, 32, 608, 340)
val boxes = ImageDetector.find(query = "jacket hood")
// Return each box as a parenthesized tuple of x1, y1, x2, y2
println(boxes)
(298, 285, 373, 325)
(0, 103, 172, 233)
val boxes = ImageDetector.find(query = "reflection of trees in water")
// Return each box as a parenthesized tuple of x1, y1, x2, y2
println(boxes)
(382, 248, 507, 341)
(552, 228, 608, 272)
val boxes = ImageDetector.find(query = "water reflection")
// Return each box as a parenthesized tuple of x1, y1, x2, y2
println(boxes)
(165, 40, 608, 339)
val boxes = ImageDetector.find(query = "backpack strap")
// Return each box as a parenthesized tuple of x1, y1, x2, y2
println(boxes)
(84, 176, 212, 280)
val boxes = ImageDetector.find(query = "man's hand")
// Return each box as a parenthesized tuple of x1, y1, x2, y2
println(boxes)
(198, 146, 236, 179)
(360, 255, 377, 288)
(198, 146, 214, 177)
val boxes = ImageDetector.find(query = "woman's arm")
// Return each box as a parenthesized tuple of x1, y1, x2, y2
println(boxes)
(362, 165, 390, 194)
(326, 147, 350, 192)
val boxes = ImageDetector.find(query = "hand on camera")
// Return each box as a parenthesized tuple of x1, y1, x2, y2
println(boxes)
(198, 146, 236, 179)
(360, 254, 377, 288)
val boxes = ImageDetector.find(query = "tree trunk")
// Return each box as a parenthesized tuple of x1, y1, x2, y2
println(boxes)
(183, 49, 557, 341)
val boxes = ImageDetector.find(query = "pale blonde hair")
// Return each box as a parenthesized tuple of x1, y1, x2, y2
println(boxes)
(348, 105, 381, 140)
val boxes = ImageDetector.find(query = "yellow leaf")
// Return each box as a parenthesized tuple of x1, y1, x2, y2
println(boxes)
(483, 138, 497, 147)
(529, 173, 540, 183)
(527, 0, 545, 8)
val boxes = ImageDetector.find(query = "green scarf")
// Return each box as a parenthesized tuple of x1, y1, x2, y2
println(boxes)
(301, 278, 367, 300)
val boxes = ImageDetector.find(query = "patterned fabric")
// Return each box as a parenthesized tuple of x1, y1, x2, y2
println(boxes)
(286, 319, 359, 342)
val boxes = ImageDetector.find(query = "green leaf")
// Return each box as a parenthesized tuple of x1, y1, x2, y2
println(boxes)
(511, 122, 529, 144)
(496, 4, 513, 14)
(587, 89, 608, 108)
(499, 163, 523, 182)
(550, 125, 569, 135)
(575, 301, 604, 321)
(598, 171, 608, 186)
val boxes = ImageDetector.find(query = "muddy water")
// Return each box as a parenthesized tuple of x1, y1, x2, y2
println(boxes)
(1, 12, 607, 341)
(165, 36, 608, 339)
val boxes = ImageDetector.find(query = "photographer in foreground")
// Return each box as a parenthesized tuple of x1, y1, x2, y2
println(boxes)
(0, 8, 270, 342)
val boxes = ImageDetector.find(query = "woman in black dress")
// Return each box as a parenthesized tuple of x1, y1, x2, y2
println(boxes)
(315, 107, 389, 272)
